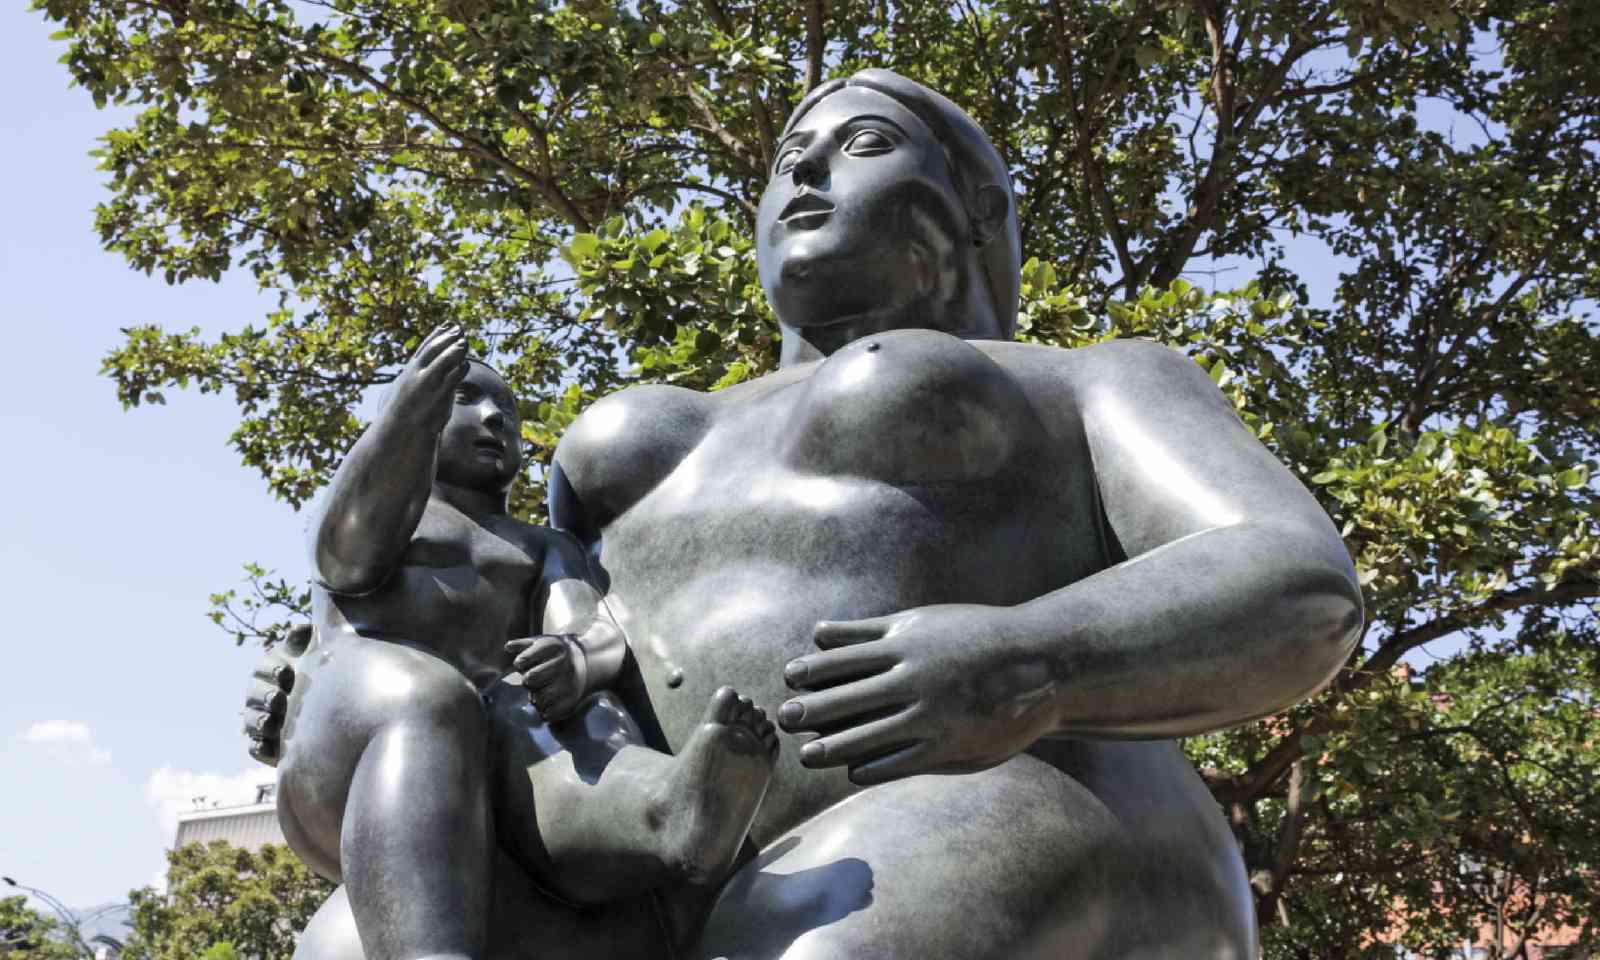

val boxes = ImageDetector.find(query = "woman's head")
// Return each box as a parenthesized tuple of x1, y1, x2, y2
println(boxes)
(757, 69, 1020, 352)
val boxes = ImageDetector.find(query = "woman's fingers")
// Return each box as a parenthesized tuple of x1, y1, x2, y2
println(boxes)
(248, 734, 280, 767)
(812, 618, 893, 650)
(846, 740, 934, 787)
(785, 640, 897, 690)
(243, 706, 280, 740)
(245, 679, 287, 715)
(779, 673, 907, 733)
(794, 707, 921, 770)
(251, 659, 295, 691)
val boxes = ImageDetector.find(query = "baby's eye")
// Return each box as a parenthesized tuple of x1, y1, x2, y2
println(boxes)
(773, 147, 803, 176)
(843, 129, 894, 157)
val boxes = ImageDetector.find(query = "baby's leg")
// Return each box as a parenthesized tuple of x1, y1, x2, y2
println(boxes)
(277, 636, 492, 960)
(487, 684, 778, 906)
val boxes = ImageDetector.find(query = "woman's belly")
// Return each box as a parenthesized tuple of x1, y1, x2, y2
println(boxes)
(597, 471, 1099, 841)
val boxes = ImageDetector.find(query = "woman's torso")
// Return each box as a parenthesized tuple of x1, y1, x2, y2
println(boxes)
(561, 329, 1134, 840)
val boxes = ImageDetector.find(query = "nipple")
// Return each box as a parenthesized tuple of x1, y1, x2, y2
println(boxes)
(864, 341, 881, 352)
(666, 666, 685, 689)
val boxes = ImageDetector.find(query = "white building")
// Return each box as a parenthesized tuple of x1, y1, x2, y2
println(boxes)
(172, 783, 285, 851)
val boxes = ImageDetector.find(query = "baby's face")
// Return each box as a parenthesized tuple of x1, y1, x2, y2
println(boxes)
(435, 361, 524, 492)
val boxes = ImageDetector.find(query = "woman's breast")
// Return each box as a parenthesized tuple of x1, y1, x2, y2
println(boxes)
(780, 328, 1046, 485)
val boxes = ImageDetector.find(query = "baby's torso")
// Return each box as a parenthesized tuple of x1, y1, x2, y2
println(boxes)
(557, 329, 1108, 836)
(316, 501, 545, 688)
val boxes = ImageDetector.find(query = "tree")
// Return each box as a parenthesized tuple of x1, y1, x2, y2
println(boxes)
(1, 896, 78, 960)
(120, 843, 333, 960)
(30, 0, 1600, 955)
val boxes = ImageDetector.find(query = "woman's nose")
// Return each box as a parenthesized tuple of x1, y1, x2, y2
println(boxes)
(480, 402, 506, 429)
(792, 151, 826, 188)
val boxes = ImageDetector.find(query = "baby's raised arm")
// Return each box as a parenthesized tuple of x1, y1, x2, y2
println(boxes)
(311, 325, 469, 595)
(508, 528, 628, 721)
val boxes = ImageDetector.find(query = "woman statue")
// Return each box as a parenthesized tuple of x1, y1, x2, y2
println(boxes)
(251, 69, 1363, 960)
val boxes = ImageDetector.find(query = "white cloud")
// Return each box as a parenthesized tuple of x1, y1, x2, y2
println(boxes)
(19, 720, 111, 766)
(144, 767, 270, 840)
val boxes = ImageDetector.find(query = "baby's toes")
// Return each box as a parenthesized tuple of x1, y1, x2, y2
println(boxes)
(705, 686, 741, 725)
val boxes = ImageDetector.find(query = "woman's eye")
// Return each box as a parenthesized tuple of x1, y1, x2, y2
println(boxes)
(844, 129, 894, 156)
(774, 147, 802, 175)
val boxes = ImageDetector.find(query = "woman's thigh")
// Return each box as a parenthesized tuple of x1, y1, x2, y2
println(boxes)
(691, 753, 1252, 960)
(291, 852, 666, 960)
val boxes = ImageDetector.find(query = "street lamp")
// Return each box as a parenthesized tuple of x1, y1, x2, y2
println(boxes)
(1, 877, 124, 958)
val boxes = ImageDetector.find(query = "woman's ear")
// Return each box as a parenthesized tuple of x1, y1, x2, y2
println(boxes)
(970, 184, 1011, 247)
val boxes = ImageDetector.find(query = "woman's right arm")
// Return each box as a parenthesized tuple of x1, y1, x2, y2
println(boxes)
(311, 324, 468, 594)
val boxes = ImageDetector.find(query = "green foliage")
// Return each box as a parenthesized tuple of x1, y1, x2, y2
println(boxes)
(120, 843, 333, 960)
(0, 896, 78, 960)
(32, 0, 1600, 953)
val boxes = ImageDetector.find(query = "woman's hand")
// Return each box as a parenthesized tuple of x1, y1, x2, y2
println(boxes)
(778, 604, 1063, 786)
(243, 624, 310, 766)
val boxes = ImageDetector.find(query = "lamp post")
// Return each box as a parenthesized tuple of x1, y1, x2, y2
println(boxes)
(1, 877, 124, 959)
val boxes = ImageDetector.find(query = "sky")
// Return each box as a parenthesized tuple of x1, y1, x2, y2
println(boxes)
(1, 3, 308, 909)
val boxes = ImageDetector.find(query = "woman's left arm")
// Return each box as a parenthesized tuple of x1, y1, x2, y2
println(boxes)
(777, 339, 1363, 785)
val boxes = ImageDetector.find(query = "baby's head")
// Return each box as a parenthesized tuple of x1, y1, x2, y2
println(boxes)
(434, 358, 524, 495)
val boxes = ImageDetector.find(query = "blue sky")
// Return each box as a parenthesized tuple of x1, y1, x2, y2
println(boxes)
(1, 3, 308, 907)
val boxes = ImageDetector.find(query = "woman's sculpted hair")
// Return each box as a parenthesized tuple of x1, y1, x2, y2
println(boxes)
(782, 68, 1022, 340)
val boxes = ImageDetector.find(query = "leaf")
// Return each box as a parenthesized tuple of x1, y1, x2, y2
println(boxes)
(564, 232, 600, 263)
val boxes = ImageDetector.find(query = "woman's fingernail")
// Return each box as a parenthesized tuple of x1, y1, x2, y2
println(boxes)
(779, 701, 804, 725)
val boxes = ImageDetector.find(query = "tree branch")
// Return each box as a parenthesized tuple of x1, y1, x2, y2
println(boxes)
(684, 83, 763, 179)
(1147, 9, 1333, 289)
(803, 0, 826, 94)
(700, 0, 778, 168)
(1211, 574, 1600, 805)
(1256, 758, 1308, 927)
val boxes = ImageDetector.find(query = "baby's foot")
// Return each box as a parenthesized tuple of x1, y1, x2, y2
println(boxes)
(656, 686, 779, 884)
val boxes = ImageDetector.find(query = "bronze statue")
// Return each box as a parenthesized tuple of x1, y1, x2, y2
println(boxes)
(247, 69, 1363, 959)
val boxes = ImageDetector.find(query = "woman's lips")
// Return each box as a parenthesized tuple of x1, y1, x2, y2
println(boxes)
(779, 191, 835, 227)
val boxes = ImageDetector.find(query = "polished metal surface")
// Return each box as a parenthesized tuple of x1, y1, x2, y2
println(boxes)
(247, 69, 1362, 960)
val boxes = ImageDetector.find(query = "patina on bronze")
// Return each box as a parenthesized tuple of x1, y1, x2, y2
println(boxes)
(247, 69, 1364, 960)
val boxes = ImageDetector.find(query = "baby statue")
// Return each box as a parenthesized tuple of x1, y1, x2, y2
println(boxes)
(269, 323, 777, 960)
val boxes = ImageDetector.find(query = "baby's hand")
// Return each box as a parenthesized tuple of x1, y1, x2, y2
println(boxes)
(390, 323, 470, 429)
(507, 635, 586, 723)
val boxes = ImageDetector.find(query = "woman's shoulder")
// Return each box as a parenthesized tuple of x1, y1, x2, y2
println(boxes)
(552, 382, 714, 530)
(974, 336, 1192, 396)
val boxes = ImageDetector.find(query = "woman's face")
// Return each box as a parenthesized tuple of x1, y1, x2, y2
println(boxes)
(757, 87, 971, 331)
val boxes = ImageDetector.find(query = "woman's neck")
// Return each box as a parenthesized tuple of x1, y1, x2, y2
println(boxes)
(777, 274, 1002, 368)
